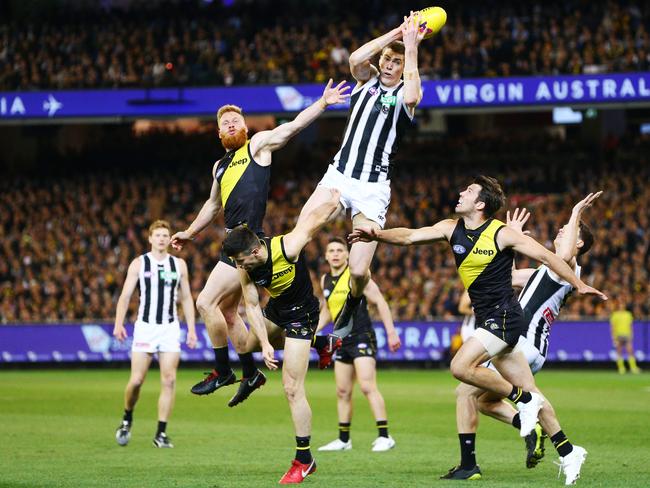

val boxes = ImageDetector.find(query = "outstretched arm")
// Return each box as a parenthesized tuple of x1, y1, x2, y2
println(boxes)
(171, 164, 221, 250)
(113, 258, 140, 341)
(555, 191, 602, 265)
(401, 12, 425, 110)
(282, 188, 341, 261)
(349, 25, 403, 83)
(239, 269, 278, 370)
(364, 279, 401, 352)
(497, 226, 607, 300)
(250, 80, 350, 157)
(349, 218, 456, 246)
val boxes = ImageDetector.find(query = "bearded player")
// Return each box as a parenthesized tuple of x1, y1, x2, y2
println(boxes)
(171, 80, 350, 405)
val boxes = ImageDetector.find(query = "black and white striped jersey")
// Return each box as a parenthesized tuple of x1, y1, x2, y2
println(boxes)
(136, 253, 182, 325)
(332, 75, 414, 183)
(518, 264, 580, 357)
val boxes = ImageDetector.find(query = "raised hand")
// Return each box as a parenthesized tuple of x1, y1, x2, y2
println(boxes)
(506, 208, 531, 235)
(572, 191, 603, 216)
(401, 11, 426, 48)
(321, 79, 351, 106)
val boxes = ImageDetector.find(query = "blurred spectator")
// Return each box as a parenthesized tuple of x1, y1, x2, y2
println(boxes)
(1, 127, 648, 323)
(1, 0, 649, 90)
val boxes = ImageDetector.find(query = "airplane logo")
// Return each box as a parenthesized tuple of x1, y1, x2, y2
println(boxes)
(43, 94, 63, 117)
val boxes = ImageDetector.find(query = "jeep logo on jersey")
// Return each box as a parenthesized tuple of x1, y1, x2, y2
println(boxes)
(453, 244, 466, 254)
(472, 248, 495, 256)
(231, 157, 248, 167)
(272, 267, 293, 280)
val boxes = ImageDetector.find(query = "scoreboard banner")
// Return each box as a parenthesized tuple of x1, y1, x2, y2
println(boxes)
(0, 321, 648, 364)
(1, 72, 649, 120)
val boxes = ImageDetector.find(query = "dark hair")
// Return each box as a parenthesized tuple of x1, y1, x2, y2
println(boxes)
(327, 236, 348, 248)
(577, 222, 594, 256)
(222, 226, 260, 257)
(473, 175, 506, 218)
(382, 41, 405, 56)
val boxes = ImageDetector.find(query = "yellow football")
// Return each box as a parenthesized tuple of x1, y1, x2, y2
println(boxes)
(417, 6, 447, 39)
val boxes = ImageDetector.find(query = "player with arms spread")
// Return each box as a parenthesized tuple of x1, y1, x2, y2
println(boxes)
(350, 176, 607, 484)
(170, 81, 349, 404)
(454, 192, 601, 482)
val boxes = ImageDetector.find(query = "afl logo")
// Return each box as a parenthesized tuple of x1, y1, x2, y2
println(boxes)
(453, 244, 466, 254)
(323, 290, 331, 298)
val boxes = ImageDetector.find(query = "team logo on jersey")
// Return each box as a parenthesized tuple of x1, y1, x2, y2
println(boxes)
(323, 289, 331, 298)
(380, 95, 397, 106)
(381, 104, 390, 114)
(472, 248, 495, 256)
(369, 86, 379, 95)
(485, 318, 498, 330)
(453, 244, 466, 254)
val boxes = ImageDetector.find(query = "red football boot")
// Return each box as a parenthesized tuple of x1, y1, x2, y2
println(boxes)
(278, 459, 317, 484)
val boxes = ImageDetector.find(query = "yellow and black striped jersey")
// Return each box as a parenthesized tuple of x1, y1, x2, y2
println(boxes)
(246, 235, 318, 313)
(449, 218, 516, 318)
(214, 140, 270, 234)
(322, 267, 372, 336)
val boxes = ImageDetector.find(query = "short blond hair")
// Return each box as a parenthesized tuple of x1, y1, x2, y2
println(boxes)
(149, 220, 171, 235)
(217, 104, 244, 126)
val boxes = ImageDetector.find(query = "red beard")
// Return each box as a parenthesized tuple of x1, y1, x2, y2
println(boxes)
(221, 128, 247, 151)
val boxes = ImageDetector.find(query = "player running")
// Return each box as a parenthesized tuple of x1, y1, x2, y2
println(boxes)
(453, 192, 600, 483)
(350, 176, 607, 485)
(296, 12, 426, 339)
(221, 189, 340, 484)
(316, 237, 401, 453)
(113, 220, 197, 448)
(170, 80, 349, 404)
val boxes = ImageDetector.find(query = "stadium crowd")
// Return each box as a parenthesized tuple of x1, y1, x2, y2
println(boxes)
(1, 129, 648, 323)
(1, 0, 649, 90)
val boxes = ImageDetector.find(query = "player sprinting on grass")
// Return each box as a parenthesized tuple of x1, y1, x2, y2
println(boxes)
(170, 80, 349, 404)
(316, 237, 401, 453)
(350, 176, 607, 484)
(113, 220, 197, 448)
(454, 192, 600, 484)
(295, 12, 425, 340)
(221, 189, 340, 484)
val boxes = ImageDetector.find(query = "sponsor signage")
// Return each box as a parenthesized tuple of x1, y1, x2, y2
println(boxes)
(2, 73, 649, 120)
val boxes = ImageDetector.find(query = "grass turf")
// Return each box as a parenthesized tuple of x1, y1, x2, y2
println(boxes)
(0, 368, 648, 487)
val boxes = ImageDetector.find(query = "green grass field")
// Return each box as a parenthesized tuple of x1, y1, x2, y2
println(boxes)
(1, 368, 648, 487)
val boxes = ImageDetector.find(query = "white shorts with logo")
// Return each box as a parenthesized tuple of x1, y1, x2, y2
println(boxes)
(132, 320, 181, 353)
(318, 165, 391, 228)
(484, 335, 546, 375)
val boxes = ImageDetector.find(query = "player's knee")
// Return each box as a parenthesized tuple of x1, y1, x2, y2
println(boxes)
(450, 357, 470, 383)
(455, 383, 470, 399)
(358, 380, 377, 397)
(195, 292, 213, 317)
(161, 373, 176, 389)
(129, 375, 146, 389)
(348, 265, 369, 284)
(336, 385, 353, 401)
(283, 378, 303, 403)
